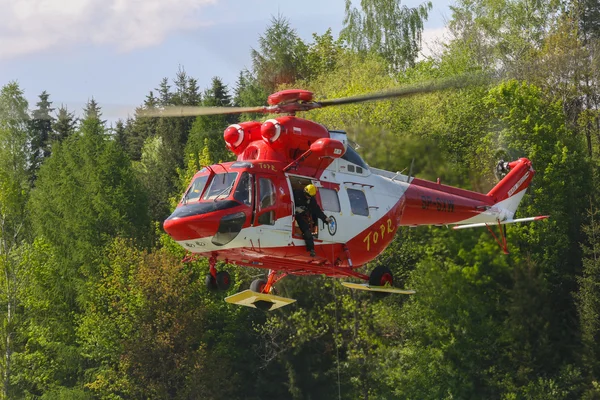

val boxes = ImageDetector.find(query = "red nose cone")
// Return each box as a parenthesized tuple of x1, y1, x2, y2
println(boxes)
(261, 121, 277, 141)
(224, 126, 242, 148)
(164, 212, 220, 241)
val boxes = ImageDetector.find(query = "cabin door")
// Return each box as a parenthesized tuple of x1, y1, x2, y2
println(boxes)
(253, 173, 290, 245)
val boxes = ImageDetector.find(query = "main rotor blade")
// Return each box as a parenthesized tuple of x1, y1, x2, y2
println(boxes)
(317, 73, 490, 108)
(139, 105, 269, 118)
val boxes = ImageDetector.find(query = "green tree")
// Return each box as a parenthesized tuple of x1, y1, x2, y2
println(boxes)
(341, 0, 432, 71)
(0, 82, 31, 399)
(10, 239, 87, 399)
(133, 136, 174, 224)
(52, 105, 77, 142)
(30, 113, 150, 270)
(28, 91, 54, 183)
(24, 112, 151, 394)
(575, 0, 600, 40)
(185, 77, 235, 169)
(304, 29, 346, 80)
(577, 202, 600, 392)
(251, 14, 309, 92)
(83, 98, 105, 125)
(233, 69, 269, 121)
(448, 0, 562, 76)
(78, 239, 209, 398)
(112, 119, 127, 151)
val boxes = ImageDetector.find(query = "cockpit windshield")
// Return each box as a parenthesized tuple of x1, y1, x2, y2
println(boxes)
(183, 174, 209, 203)
(202, 172, 239, 200)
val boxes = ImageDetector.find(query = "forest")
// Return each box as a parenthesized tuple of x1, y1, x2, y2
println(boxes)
(1, 0, 600, 398)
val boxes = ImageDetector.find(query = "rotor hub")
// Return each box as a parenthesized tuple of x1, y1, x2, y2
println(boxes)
(267, 89, 313, 106)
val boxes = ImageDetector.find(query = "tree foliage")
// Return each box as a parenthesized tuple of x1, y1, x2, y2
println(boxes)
(341, 0, 432, 71)
(251, 14, 309, 92)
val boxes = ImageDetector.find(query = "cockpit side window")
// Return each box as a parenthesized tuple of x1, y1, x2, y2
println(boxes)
(202, 172, 238, 200)
(259, 178, 276, 209)
(233, 172, 253, 205)
(183, 175, 209, 203)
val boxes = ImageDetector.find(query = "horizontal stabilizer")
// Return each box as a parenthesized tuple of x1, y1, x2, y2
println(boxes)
(452, 215, 549, 230)
(341, 281, 416, 295)
(225, 289, 296, 311)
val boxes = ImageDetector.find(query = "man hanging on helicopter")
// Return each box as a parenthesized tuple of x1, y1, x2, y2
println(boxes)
(293, 184, 333, 257)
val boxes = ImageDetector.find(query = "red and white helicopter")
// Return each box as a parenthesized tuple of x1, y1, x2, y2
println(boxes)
(151, 80, 548, 310)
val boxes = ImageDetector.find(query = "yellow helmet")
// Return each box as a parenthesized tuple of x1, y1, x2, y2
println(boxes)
(304, 184, 317, 197)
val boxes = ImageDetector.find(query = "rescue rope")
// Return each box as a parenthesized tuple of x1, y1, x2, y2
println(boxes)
(332, 245, 342, 400)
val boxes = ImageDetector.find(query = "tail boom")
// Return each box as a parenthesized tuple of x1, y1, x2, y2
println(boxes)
(398, 158, 539, 227)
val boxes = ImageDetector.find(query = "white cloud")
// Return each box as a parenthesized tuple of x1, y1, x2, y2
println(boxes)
(419, 26, 451, 59)
(0, 0, 216, 59)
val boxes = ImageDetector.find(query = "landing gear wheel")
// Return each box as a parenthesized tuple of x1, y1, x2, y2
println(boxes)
(250, 279, 267, 294)
(369, 266, 393, 299)
(205, 274, 217, 291)
(216, 271, 231, 291)
(369, 266, 394, 287)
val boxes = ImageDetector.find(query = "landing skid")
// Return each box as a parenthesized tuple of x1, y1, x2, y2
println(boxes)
(341, 281, 416, 295)
(225, 290, 296, 311)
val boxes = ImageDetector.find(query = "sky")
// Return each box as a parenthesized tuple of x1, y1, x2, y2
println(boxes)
(0, 0, 453, 123)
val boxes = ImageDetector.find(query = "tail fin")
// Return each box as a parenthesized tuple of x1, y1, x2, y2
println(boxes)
(487, 158, 535, 214)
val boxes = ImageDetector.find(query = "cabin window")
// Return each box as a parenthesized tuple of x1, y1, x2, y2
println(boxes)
(320, 188, 341, 212)
(348, 165, 355, 173)
(347, 188, 369, 216)
(202, 172, 238, 200)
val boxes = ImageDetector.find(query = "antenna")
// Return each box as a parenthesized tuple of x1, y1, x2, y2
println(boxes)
(407, 158, 415, 182)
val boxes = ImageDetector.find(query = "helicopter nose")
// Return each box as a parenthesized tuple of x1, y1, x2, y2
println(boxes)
(163, 200, 246, 243)
(163, 209, 221, 241)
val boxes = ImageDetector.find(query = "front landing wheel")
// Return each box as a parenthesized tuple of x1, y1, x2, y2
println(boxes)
(250, 279, 267, 294)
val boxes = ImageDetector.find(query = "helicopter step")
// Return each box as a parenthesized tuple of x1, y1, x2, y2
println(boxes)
(225, 290, 296, 311)
(341, 281, 416, 295)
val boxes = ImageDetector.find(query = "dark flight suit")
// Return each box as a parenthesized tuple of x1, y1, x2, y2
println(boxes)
(294, 190, 329, 253)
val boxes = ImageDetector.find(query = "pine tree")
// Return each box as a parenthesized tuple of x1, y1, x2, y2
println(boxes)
(186, 77, 202, 106)
(52, 105, 77, 142)
(156, 78, 172, 106)
(144, 91, 159, 108)
(83, 97, 105, 125)
(251, 14, 309, 92)
(185, 77, 235, 168)
(233, 69, 268, 121)
(112, 119, 127, 151)
(28, 91, 54, 183)
(30, 111, 150, 271)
